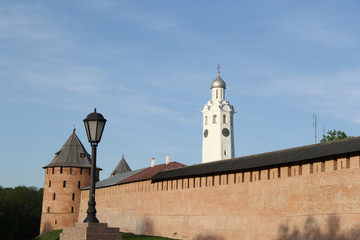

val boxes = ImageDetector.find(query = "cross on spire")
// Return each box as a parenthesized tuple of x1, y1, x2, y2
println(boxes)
(217, 64, 221, 75)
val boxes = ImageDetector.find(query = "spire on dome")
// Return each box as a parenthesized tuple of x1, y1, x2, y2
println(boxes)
(210, 64, 226, 89)
(111, 154, 132, 176)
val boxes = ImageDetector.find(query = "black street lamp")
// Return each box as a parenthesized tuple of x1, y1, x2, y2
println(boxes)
(83, 108, 107, 223)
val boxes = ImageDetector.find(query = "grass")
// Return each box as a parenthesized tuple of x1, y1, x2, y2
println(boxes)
(121, 232, 176, 239)
(32, 229, 62, 240)
(32, 230, 176, 240)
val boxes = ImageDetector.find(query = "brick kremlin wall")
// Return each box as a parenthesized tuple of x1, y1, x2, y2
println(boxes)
(78, 154, 360, 240)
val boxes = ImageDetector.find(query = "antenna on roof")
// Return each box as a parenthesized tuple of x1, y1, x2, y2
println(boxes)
(73, 125, 76, 132)
(313, 114, 318, 143)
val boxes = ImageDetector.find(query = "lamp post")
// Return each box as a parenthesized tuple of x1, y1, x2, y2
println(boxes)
(83, 108, 107, 223)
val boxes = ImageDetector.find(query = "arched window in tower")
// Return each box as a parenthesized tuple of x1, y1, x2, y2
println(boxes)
(72, 193, 75, 201)
(63, 180, 66, 188)
(80, 168, 83, 175)
(216, 89, 218, 99)
(213, 115, 217, 123)
(223, 115, 226, 123)
(60, 167, 63, 174)
(52, 168, 54, 174)
(205, 116, 208, 125)
(71, 206, 74, 213)
(47, 207, 50, 213)
(53, 193, 56, 200)
(78, 181, 81, 188)
(49, 180, 51, 188)
(70, 167, 73, 174)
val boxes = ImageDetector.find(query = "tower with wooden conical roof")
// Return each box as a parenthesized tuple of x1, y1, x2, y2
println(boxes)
(111, 154, 131, 176)
(40, 129, 101, 234)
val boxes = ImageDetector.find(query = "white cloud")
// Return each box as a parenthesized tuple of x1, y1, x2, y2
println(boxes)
(288, 21, 358, 46)
(119, 13, 179, 31)
(0, 2, 69, 45)
(145, 79, 169, 90)
(241, 68, 360, 124)
(279, 12, 360, 46)
(82, 0, 180, 33)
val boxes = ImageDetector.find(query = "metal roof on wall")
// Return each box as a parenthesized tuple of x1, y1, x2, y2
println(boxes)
(82, 161, 186, 190)
(119, 161, 186, 184)
(82, 168, 144, 190)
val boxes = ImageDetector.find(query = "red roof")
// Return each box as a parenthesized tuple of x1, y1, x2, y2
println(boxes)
(119, 161, 186, 184)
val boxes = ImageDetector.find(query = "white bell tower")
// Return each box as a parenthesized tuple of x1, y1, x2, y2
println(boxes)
(202, 66, 235, 163)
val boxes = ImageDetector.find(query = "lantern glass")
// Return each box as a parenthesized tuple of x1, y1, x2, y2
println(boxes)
(96, 121, 105, 141)
(83, 109, 106, 143)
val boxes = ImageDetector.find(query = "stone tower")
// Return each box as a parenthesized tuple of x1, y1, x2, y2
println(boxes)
(202, 69, 235, 163)
(40, 129, 101, 234)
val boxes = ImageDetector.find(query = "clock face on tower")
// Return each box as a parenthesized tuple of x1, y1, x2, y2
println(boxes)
(204, 129, 208, 138)
(222, 128, 230, 137)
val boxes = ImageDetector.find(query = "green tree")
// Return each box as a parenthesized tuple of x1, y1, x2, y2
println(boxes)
(321, 129, 352, 143)
(0, 186, 43, 240)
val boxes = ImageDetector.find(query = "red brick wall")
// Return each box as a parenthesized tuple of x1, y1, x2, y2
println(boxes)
(78, 153, 360, 240)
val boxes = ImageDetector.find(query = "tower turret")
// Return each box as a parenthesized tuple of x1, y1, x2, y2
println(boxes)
(40, 129, 101, 234)
(111, 154, 131, 176)
(202, 68, 235, 163)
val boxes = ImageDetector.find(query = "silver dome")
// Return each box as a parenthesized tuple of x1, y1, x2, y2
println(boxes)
(211, 75, 226, 89)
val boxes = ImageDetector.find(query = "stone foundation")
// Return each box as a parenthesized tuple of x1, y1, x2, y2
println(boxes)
(60, 222, 121, 240)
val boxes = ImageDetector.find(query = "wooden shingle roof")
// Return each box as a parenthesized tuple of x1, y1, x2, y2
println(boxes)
(111, 155, 131, 176)
(151, 137, 360, 182)
(43, 130, 101, 170)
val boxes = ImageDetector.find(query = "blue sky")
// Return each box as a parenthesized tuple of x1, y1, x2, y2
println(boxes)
(1, 0, 360, 188)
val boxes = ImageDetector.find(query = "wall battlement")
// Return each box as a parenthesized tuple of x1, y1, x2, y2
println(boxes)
(81, 153, 359, 195)
(78, 152, 360, 240)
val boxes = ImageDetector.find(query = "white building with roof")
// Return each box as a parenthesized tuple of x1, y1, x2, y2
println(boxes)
(202, 69, 235, 163)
